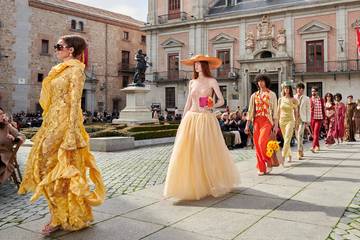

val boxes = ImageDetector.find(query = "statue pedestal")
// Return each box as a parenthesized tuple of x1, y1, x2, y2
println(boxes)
(112, 86, 158, 125)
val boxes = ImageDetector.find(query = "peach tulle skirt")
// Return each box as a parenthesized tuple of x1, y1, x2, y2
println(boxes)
(164, 111, 240, 200)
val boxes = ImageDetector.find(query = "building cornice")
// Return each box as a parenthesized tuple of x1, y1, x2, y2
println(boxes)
(238, 57, 293, 64)
(142, 0, 360, 32)
(29, 0, 143, 31)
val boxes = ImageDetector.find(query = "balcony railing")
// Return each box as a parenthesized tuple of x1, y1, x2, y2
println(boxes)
(118, 63, 136, 74)
(153, 68, 240, 83)
(158, 12, 193, 24)
(154, 70, 192, 82)
(212, 67, 240, 80)
(294, 59, 360, 74)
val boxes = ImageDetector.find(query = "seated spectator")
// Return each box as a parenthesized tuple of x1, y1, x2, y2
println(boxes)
(229, 112, 242, 147)
(239, 112, 250, 147)
(0, 108, 26, 184)
(166, 113, 174, 121)
(216, 112, 235, 149)
(174, 107, 182, 121)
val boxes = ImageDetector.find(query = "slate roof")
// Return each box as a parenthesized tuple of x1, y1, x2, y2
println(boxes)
(208, 0, 336, 16)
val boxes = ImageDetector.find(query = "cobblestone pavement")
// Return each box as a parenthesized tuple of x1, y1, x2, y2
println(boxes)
(0, 144, 253, 230)
(327, 189, 360, 240)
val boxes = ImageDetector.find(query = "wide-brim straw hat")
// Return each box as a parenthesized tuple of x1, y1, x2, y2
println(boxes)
(181, 54, 222, 69)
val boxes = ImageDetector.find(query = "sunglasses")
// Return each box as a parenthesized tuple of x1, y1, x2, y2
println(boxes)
(53, 44, 69, 51)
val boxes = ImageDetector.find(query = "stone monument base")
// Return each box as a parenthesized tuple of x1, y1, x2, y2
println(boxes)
(112, 86, 158, 126)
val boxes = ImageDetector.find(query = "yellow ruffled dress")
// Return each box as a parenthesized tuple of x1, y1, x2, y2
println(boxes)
(18, 59, 105, 231)
(164, 111, 240, 200)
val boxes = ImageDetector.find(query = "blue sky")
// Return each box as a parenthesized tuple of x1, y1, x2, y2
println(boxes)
(69, 0, 148, 22)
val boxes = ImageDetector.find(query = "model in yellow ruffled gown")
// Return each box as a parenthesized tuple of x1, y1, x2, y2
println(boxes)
(18, 36, 105, 234)
(164, 55, 240, 200)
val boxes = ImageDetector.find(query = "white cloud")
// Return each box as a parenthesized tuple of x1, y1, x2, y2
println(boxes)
(68, 0, 148, 22)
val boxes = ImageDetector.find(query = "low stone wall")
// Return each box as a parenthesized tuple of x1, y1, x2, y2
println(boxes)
(134, 137, 175, 148)
(89, 137, 135, 152)
(23, 137, 176, 152)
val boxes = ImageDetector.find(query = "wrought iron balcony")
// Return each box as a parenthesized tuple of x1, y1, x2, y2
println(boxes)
(118, 63, 136, 74)
(158, 12, 193, 24)
(153, 70, 192, 83)
(153, 68, 240, 83)
(294, 59, 360, 74)
(212, 67, 240, 80)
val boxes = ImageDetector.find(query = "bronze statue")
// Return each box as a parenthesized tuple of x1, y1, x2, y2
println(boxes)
(133, 49, 150, 87)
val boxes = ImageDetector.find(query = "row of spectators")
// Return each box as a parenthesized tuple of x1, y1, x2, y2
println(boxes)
(11, 111, 121, 128)
(216, 110, 250, 149)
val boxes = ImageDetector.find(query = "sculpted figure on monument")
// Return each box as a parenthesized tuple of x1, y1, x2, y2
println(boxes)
(277, 28, 286, 45)
(133, 49, 149, 87)
(245, 31, 255, 54)
(274, 28, 287, 52)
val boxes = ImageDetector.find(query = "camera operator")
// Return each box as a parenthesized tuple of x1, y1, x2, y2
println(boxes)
(0, 108, 25, 183)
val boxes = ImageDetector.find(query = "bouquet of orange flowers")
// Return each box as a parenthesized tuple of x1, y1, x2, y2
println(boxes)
(208, 96, 214, 108)
(265, 130, 283, 167)
(266, 140, 280, 158)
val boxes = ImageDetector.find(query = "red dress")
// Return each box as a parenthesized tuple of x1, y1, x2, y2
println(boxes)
(324, 102, 336, 145)
(334, 102, 346, 139)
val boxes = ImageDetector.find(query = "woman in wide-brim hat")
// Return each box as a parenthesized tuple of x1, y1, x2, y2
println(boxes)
(163, 55, 239, 201)
(277, 80, 299, 163)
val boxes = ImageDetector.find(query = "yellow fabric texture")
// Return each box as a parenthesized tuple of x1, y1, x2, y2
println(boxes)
(164, 111, 239, 200)
(279, 97, 298, 158)
(18, 59, 105, 231)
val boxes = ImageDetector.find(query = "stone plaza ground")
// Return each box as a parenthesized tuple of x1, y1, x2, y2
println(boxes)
(0, 141, 359, 240)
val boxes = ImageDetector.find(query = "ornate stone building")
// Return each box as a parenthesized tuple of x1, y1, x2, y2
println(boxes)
(0, 0, 146, 113)
(144, 0, 360, 112)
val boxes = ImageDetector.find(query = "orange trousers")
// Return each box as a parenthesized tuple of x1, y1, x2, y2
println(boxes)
(253, 116, 272, 173)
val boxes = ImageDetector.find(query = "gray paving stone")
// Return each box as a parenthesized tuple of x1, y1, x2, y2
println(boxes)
(268, 199, 346, 227)
(142, 227, 221, 240)
(59, 216, 164, 240)
(240, 183, 301, 200)
(213, 194, 285, 216)
(93, 194, 159, 216)
(0, 226, 44, 240)
(235, 217, 332, 240)
(173, 208, 261, 240)
(123, 199, 205, 226)
(18, 211, 114, 237)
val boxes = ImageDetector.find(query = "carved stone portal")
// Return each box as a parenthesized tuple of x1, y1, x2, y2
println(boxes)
(247, 15, 288, 58)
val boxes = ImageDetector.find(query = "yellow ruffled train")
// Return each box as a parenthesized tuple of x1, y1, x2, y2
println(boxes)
(164, 111, 240, 200)
(18, 59, 105, 231)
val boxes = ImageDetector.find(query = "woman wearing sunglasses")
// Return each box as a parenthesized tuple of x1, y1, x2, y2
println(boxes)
(18, 35, 105, 235)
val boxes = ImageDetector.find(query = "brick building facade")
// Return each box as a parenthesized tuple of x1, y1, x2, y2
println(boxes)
(144, 0, 360, 112)
(0, 0, 146, 113)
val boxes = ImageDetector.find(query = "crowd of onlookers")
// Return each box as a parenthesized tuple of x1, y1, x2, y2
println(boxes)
(82, 111, 119, 123)
(10, 111, 122, 128)
(151, 107, 182, 122)
(215, 108, 249, 149)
